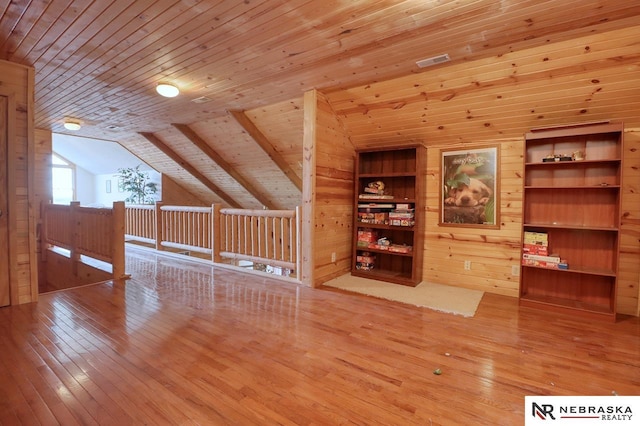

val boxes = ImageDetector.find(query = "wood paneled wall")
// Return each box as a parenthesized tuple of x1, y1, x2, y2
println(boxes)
(34, 128, 52, 291)
(160, 174, 209, 207)
(41, 249, 111, 292)
(302, 90, 355, 287)
(0, 59, 37, 304)
(424, 139, 523, 297)
(327, 25, 640, 146)
(321, 24, 640, 315)
(620, 130, 640, 316)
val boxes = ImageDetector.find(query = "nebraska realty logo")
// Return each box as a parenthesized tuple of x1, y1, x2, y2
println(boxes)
(525, 396, 639, 424)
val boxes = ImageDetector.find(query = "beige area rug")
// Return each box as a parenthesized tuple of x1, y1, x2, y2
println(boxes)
(323, 274, 485, 317)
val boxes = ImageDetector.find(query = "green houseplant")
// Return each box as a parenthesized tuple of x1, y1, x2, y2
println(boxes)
(115, 165, 158, 204)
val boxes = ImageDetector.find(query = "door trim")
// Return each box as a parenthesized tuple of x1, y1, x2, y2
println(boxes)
(0, 89, 17, 306)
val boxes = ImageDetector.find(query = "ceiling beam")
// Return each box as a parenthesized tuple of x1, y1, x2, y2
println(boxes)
(172, 123, 275, 209)
(138, 132, 241, 208)
(229, 110, 302, 191)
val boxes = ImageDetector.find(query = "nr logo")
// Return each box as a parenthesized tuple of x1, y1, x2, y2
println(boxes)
(532, 402, 556, 420)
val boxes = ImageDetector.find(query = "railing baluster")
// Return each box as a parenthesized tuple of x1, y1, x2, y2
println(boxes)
(120, 204, 301, 279)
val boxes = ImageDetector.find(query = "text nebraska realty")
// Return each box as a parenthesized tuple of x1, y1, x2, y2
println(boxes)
(558, 404, 632, 421)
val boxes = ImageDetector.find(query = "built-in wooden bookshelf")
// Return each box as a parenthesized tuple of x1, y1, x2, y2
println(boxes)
(519, 121, 623, 321)
(351, 145, 425, 286)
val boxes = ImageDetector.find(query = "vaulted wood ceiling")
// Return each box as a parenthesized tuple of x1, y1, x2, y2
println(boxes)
(2, 1, 639, 208)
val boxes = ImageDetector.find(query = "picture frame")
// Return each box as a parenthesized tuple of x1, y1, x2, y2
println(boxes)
(105, 179, 112, 193)
(440, 145, 500, 228)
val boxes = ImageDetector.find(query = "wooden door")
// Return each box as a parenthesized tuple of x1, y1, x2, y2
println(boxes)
(0, 95, 9, 306)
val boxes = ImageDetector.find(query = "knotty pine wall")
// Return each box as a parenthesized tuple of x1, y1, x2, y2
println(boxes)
(620, 130, 640, 317)
(34, 128, 52, 292)
(160, 174, 210, 206)
(323, 24, 640, 315)
(0, 59, 37, 304)
(424, 139, 523, 297)
(302, 90, 356, 287)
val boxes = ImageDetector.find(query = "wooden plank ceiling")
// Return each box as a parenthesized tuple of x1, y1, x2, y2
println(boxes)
(1, 0, 639, 208)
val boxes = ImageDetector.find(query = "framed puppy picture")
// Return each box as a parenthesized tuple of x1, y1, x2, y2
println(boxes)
(440, 145, 500, 228)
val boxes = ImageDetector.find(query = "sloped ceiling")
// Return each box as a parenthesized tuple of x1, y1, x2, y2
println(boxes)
(53, 133, 153, 175)
(2, 1, 639, 208)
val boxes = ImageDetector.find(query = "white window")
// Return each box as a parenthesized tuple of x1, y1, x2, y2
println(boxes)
(52, 153, 75, 204)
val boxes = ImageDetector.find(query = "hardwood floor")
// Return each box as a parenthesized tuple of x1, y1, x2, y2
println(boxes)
(1, 247, 639, 425)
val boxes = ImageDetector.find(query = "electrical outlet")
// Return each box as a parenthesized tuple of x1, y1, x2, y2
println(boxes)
(512, 265, 520, 276)
(331, 252, 336, 263)
(464, 260, 471, 270)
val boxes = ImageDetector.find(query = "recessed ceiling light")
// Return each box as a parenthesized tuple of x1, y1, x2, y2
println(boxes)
(64, 120, 81, 131)
(156, 83, 179, 97)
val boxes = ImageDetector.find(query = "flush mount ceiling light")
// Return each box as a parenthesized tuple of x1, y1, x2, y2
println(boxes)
(63, 120, 81, 131)
(156, 83, 180, 97)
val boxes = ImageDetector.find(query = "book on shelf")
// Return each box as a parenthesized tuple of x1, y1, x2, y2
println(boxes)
(389, 211, 414, 219)
(356, 253, 376, 264)
(522, 253, 562, 263)
(358, 203, 395, 209)
(358, 211, 389, 225)
(522, 244, 549, 255)
(358, 194, 394, 200)
(388, 244, 412, 254)
(523, 231, 548, 245)
(522, 258, 568, 270)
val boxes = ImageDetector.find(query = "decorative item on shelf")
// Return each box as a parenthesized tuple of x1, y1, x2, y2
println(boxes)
(364, 180, 386, 195)
(359, 181, 394, 200)
(372, 237, 390, 250)
(572, 150, 585, 161)
(542, 154, 573, 162)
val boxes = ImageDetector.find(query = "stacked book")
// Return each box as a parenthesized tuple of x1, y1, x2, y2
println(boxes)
(357, 203, 394, 225)
(522, 231, 549, 255)
(358, 193, 393, 200)
(356, 251, 376, 271)
(389, 203, 415, 227)
(521, 231, 568, 270)
(357, 229, 379, 248)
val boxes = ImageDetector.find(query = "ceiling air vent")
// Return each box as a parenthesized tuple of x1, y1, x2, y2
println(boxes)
(192, 96, 213, 104)
(416, 53, 450, 68)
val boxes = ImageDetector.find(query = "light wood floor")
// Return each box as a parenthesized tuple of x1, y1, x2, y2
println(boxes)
(1, 247, 639, 425)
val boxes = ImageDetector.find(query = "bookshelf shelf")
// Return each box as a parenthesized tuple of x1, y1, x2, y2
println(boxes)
(352, 146, 425, 286)
(519, 122, 623, 321)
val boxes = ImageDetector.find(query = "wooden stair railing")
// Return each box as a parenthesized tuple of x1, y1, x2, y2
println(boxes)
(42, 201, 127, 280)
(124, 203, 301, 280)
